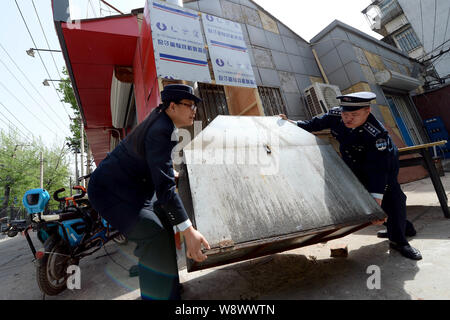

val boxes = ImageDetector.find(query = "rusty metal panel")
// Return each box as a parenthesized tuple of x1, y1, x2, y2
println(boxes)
(179, 116, 386, 271)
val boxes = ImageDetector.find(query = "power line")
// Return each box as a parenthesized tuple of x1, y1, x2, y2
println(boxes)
(0, 79, 60, 138)
(0, 43, 69, 128)
(423, 47, 450, 64)
(0, 101, 36, 142)
(31, 0, 62, 80)
(88, 0, 98, 18)
(0, 109, 34, 144)
(0, 55, 69, 135)
(432, 0, 437, 52)
(100, 0, 124, 15)
(14, 0, 71, 118)
(444, 6, 450, 49)
(419, 39, 450, 61)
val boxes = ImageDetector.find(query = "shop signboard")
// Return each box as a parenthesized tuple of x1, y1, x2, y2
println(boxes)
(202, 14, 256, 88)
(147, 0, 211, 83)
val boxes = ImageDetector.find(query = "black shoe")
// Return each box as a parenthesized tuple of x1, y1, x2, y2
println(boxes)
(377, 229, 417, 239)
(129, 265, 139, 277)
(389, 242, 422, 260)
(377, 230, 389, 238)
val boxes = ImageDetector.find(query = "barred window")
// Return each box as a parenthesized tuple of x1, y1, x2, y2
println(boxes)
(196, 83, 229, 127)
(395, 27, 421, 53)
(257, 86, 287, 116)
(379, 0, 394, 14)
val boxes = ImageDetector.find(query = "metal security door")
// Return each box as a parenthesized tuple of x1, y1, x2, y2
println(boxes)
(386, 96, 414, 146)
(392, 95, 424, 145)
(386, 95, 423, 146)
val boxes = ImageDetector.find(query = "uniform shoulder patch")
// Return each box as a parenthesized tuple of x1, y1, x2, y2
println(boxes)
(363, 122, 381, 137)
(328, 107, 342, 116)
(375, 138, 388, 151)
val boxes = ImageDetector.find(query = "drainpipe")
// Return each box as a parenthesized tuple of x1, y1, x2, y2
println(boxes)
(311, 48, 330, 84)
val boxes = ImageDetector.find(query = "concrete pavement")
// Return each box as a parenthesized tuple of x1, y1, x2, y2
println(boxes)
(178, 174, 450, 300)
(0, 173, 449, 300)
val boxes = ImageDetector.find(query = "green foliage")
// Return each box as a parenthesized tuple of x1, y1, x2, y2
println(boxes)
(0, 128, 71, 214)
(57, 67, 87, 153)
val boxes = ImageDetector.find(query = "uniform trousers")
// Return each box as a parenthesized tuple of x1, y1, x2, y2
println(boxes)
(125, 201, 181, 300)
(378, 166, 416, 246)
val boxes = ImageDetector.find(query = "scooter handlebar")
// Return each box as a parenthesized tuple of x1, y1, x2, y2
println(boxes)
(53, 188, 66, 202)
(72, 186, 86, 200)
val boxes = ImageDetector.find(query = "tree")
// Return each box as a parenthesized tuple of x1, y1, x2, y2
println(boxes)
(57, 67, 87, 153)
(0, 128, 71, 218)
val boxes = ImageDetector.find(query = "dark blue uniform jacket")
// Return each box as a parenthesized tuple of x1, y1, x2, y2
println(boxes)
(297, 107, 399, 199)
(88, 111, 189, 235)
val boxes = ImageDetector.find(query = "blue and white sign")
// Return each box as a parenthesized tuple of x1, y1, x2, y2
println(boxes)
(202, 14, 256, 88)
(147, 0, 211, 83)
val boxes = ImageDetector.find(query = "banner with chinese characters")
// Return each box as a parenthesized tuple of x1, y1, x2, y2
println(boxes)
(147, 0, 211, 83)
(202, 14, 256, 88)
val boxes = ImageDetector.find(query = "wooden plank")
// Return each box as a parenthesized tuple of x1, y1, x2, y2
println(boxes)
(238, 101, 258, 115)
(399, 140, 447, 153)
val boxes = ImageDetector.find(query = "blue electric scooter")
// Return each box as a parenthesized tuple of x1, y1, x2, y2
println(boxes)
(22, 175, 126, 296)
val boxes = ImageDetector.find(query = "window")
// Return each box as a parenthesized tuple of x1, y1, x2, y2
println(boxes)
(257, 86, 287, 116)
(379, 0, 394, 14)
(196, 83, 229, 127)
(395, 27, 421, 53)
(378, 0, 403, 23)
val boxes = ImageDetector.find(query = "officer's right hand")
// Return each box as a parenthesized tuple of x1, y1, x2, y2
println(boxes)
(279, 114, 288, 120)
(371, 219, 386, 225)
(181, 226, 210, 262)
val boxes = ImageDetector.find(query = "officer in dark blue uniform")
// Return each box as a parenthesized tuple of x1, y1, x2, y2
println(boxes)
(279, 91, 422, 260)
(88, 84, 210, 300)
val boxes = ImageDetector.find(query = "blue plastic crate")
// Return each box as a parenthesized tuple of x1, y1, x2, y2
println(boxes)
(424, 117, 450, 159)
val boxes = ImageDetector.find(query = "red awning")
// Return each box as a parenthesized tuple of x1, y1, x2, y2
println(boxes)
(59, 14, 139, 165)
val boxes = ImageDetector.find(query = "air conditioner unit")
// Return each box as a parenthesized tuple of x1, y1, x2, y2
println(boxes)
(304, 83, 342, 118)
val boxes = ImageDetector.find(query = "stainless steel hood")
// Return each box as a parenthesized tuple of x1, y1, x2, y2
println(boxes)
(178, 115, 386, 271)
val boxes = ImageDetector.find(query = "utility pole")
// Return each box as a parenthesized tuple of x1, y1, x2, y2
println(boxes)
(40, 152, 44, 189)
(80, 121, 85, 187)
(74, 151, 79, 184)
(87, 145, 92, 174)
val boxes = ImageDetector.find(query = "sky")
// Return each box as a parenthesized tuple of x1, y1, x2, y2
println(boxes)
(0, 0, 381, 150)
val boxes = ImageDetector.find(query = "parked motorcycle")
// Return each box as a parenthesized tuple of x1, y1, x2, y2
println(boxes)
(0, 216, 29, 238)
(22, 176, 127, 296)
